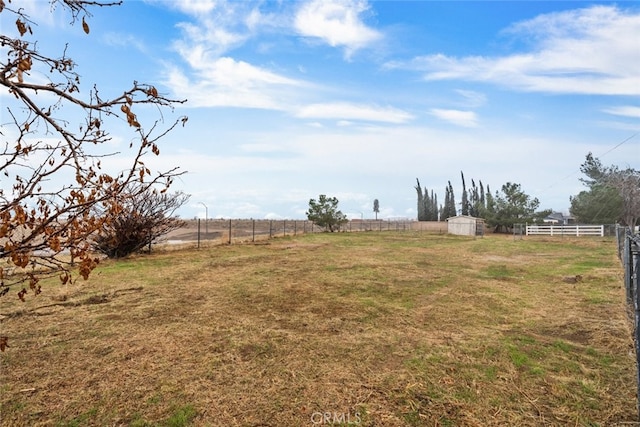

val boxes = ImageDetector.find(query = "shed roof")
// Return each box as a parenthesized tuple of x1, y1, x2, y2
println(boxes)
(446, 215, 483, 222)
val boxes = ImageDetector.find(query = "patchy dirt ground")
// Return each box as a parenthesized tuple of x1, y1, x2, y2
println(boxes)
(0, 232, 635, 426)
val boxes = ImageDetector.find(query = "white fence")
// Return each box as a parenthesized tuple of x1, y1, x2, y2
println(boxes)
(526, 225, 604, 237)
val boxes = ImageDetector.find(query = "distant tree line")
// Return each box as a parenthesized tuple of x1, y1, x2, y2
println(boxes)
(415, 179, 439, 221)
(417, 173, 492, 222)
(415, 152, 639, 232)
(415, 172, 549, 233)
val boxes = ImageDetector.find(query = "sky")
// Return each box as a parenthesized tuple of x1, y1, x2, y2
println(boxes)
(2, 0, 639, 220)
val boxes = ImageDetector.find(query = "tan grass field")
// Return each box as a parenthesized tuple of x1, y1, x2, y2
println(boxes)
(0, 232, 636, 426)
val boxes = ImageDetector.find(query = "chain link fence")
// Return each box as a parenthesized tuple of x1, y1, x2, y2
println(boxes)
(161, 219, 446, 248)
(617, 225, 640, 420)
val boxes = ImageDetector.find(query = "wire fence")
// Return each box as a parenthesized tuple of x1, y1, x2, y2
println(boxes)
(617, 225, 640, 420)
(160, 219, 447, 249)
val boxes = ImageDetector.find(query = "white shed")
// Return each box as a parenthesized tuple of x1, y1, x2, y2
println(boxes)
(446, 215, 484, 236)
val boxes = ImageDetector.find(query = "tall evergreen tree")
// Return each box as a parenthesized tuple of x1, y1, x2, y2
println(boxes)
(450, 181, 457, 217)
(431, 190, 438, 221)
(422, 191, 431, 221)
(443, 181, 456, 218)
(483, 185, 495, 218)
(415, 178, 426, 221)
(415, 178, 442, 221)
(469, 179, 479, 217)
(443, 185, 450, 219)
(461, 171, 469, 216)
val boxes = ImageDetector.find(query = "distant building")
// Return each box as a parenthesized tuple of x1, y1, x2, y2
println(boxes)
(543, 212, 575, 225)
(447, 215, 484, 236)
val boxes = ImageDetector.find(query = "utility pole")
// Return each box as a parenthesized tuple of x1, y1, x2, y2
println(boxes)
(199, 202, 208, 236)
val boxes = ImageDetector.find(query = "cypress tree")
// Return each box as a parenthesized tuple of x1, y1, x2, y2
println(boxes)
(423, 188, 430, 220)
(443, 185, 450, 219)
(433, 190, 438, 220)
(416, 178, 445, 221)
(461, 171, 469, 216)
(470, 179, 479, 217)
(449, 181, 457, 217)
(443, 181, 456, 218)
(415, 178, 426, 221)
(485, 185, 495, 214)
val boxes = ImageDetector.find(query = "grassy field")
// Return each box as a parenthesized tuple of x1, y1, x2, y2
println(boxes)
(0, 232, 636, 426)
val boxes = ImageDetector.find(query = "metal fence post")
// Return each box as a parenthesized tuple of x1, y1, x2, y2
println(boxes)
(634, 241, 640, 421)
(228, 219, 232, 244)
(197, 218, 201, 249)
(621, 230, 640, 420)
(625, 234, 633, 304)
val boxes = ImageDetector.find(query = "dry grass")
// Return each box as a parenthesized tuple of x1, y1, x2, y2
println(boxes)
(0, 232, 636, 426)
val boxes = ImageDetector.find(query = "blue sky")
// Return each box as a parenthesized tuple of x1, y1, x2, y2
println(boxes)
(3, 0, 639, 220)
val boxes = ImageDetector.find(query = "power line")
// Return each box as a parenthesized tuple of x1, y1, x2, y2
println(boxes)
(541, 132, 639, 194)
(598, 132, 639, 159)
(564, 132, 639, 222)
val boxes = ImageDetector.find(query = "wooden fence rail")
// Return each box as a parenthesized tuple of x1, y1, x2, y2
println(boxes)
(526, 225, 604, 237)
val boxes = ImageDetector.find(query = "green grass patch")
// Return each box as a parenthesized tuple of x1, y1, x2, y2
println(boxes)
(485, 264, 513, 279)
(164, 405, 197, 427)
(56, 408, 99, 427)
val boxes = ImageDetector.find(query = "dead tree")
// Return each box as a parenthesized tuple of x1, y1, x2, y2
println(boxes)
(91, 185, 190, 258)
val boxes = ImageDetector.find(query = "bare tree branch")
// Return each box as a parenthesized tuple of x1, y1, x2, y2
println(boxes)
(0, 0, 188, 303)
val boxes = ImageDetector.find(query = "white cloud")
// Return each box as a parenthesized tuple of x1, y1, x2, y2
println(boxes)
(602, 106, 640, 118)
(162, 1, 314, 110)
(174, 20, 248, 58)
(3, 0, 66, 30)
(264, 212, 285, 220)
(164, 56, 306, 109)
(387, 6, 640, 96)
(296, 102, 413, 124)
(163, 0, 217, 16)
(167, 1, 274, 58)
(429, 109, 478, 128)
(102, 32, 147, 53)
(239, 143, 288, 153)
(294, 0, 382, 58)
(162, 0, 394, 114)
(455, 89, 487, 108)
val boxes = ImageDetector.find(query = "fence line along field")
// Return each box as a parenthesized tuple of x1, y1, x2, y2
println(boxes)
(0, 232, 635, 426)
(164, 219, 445, 247)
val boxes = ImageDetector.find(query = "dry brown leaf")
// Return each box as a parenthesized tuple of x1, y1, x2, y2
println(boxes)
(16, 18, 27, 36)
